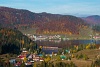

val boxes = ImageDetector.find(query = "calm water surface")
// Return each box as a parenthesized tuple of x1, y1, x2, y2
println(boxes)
(36, 40, 100, 48)
(36, 40, 100, 54)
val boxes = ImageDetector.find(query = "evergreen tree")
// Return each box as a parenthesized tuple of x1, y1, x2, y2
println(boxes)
(20, 62, 25, 67)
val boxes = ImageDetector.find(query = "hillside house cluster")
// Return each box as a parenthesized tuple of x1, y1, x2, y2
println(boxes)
(15, 50, 44, 66)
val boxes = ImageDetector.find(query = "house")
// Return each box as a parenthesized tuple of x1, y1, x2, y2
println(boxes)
(66, 50, 70, 53)
(60, 55, 66, 60)
(9, 59, 16, 64)
(28, 54, 44, 62)
(39, 58, 44, 61)
(17, 55, 24, 60)
(18, 50, 29, 60)
(25, 62, 32, 66)
(33, 54, 40, 61)
(14, 62, 21, 67)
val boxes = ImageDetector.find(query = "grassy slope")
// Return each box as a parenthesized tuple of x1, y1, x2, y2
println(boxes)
(18, 27, 94, 40)
(18, 28, 37, 34)
(60, 49, 100, 67)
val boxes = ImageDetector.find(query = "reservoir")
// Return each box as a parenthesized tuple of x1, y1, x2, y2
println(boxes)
(36, 40, 100, 54)
(36, 40, 100, 48)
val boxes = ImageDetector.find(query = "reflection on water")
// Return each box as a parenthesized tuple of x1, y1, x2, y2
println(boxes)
(42, 49, 58, 54)
(36, 40, 100, 54)
(36, 40, 100, 48)
(49, 39, 61, 43)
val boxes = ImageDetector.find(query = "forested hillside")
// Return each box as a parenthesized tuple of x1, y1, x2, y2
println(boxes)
(82, 15, 100, 25)
(0, 6, 88, 35)
(0, 28, 37, 54)
(82, 15, 100, 33)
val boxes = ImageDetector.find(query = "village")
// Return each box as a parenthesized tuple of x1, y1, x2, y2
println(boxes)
(9, 46, 59, 67)
(7, 34, 100, 67)
(7, 42, 100, 67)
(25, 34, 62, 41)
(25, 34, 100, 41)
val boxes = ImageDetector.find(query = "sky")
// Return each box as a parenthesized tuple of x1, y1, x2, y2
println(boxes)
(0, 0, 100, 16)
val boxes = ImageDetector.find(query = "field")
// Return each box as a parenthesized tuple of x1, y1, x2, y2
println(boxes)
(53, 49, 100, 67)
(70, 49, 100, 67)
(18, 28, 37, 34)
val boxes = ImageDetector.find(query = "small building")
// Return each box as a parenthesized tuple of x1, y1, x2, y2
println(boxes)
(14, 62, 21, 67)
(60, 55, 66, 60)
(33, 55, 40, 61)
(27, 54, 44, 62)
(66, 50, 70, 53)
(39, 58, 44, 62)
(18, 50, 29, 60)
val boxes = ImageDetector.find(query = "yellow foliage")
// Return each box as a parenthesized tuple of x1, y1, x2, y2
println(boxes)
(71, 54, 74, 58)
(74, 45, 76, 48)
(69, 32, 72, 35)
(56, 55, 61, 61)
(74, 45, 78, 50)
(39, 46, 42, 49)
(73, 50, 77, 53)
(86, 44, 91, 49)
(33, 62, 37, 67)
(76, 46, 78, 50)
(23, 57, 27, 62)
(44, 56, 51, 62)
(21, 40, 24, 45)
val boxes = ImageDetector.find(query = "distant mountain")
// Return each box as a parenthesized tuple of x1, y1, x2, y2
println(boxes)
(62, 13, 90, 17)
(0, 6, 88, 35)
(82, 15, 100, 25)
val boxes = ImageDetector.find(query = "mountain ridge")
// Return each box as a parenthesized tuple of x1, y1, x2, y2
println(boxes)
(82, 15, 100, 25)
(0, 6, 88, 35)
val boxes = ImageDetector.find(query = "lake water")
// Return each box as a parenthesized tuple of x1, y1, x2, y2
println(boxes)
(36, 40, 100, 54)
(36, 40, 100, 48)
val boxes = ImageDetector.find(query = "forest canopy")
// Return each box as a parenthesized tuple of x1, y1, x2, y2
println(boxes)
(0, 28, 37, 54)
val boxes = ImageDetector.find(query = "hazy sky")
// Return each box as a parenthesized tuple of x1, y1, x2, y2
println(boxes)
(0, 0, 100, 16)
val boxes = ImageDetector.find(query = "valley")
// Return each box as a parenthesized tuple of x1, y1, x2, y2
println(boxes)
(0, 6, 100, 67)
